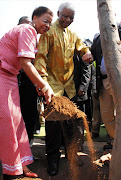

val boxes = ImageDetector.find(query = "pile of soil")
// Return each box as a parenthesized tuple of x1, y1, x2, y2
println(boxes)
(43, 96, 86, 121)
(42, 96, 97, 180)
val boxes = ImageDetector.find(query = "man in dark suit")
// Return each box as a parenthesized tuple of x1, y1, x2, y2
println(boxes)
(17, 16, 40, 145)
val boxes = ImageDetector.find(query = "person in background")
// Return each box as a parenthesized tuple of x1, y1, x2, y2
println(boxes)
(73, 53, 91, 149)
(34, 2, 93, 176)
(91, 59, 103, 138)
(17, 16, 31, 25)
(82, 39, 93, 131)
(91, 33, 103, 138)
(91, 33, 115, 149)
(0, 6, 53, 179)
(17, 16, 40, 147)
(91, 24, 121, 149)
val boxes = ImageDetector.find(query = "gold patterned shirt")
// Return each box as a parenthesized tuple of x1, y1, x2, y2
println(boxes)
(34, 20, 89, 99)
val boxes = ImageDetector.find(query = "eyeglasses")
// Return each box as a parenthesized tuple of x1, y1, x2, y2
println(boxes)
(40, 18, 51, 26)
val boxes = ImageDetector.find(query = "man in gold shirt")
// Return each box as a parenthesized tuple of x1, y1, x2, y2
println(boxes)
(34, 2, 93, 176)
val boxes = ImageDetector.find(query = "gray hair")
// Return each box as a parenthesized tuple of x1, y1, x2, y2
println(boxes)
(58, 2, 75, 14)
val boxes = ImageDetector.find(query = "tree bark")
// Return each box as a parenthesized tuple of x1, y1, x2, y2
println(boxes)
(97, 0, 121, 179)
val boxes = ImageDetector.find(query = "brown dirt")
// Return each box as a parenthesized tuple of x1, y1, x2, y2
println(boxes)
(43, 96, 86, 121)
(1, 96, 110, 180)
(41, 96, 109, 180)
(43, 96, 96, 177)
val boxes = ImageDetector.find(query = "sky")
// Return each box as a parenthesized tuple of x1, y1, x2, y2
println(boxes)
(0, 0, 121, 41)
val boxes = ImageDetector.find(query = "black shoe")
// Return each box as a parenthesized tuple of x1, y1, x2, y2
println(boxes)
(103, 144, 113, 151)
(47, 162, 58, 176)
(47, 152, 60, 176)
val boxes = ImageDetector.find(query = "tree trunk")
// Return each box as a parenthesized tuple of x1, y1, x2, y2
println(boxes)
(97, 0, 121, 179)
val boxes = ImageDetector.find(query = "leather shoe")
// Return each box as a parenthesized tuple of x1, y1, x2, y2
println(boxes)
(47, 162, 58, 176)
(24, 171, 38, 178)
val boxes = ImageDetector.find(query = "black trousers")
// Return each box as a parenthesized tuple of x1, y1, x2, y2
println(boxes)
(45, 94, 84, 162)
(18, 72, 39, 142)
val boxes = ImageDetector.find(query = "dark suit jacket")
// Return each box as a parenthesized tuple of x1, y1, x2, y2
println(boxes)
(73, 54, 91, 101)
(91, 27, 121, 96)
(91, 35, 103, 96)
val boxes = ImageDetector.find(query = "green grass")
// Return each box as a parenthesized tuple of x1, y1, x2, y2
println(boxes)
(34, 124, 45, 138)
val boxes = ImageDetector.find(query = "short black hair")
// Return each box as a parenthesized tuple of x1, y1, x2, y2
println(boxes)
(18, 16, 29, 25)
(32, 6, 53, 20)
